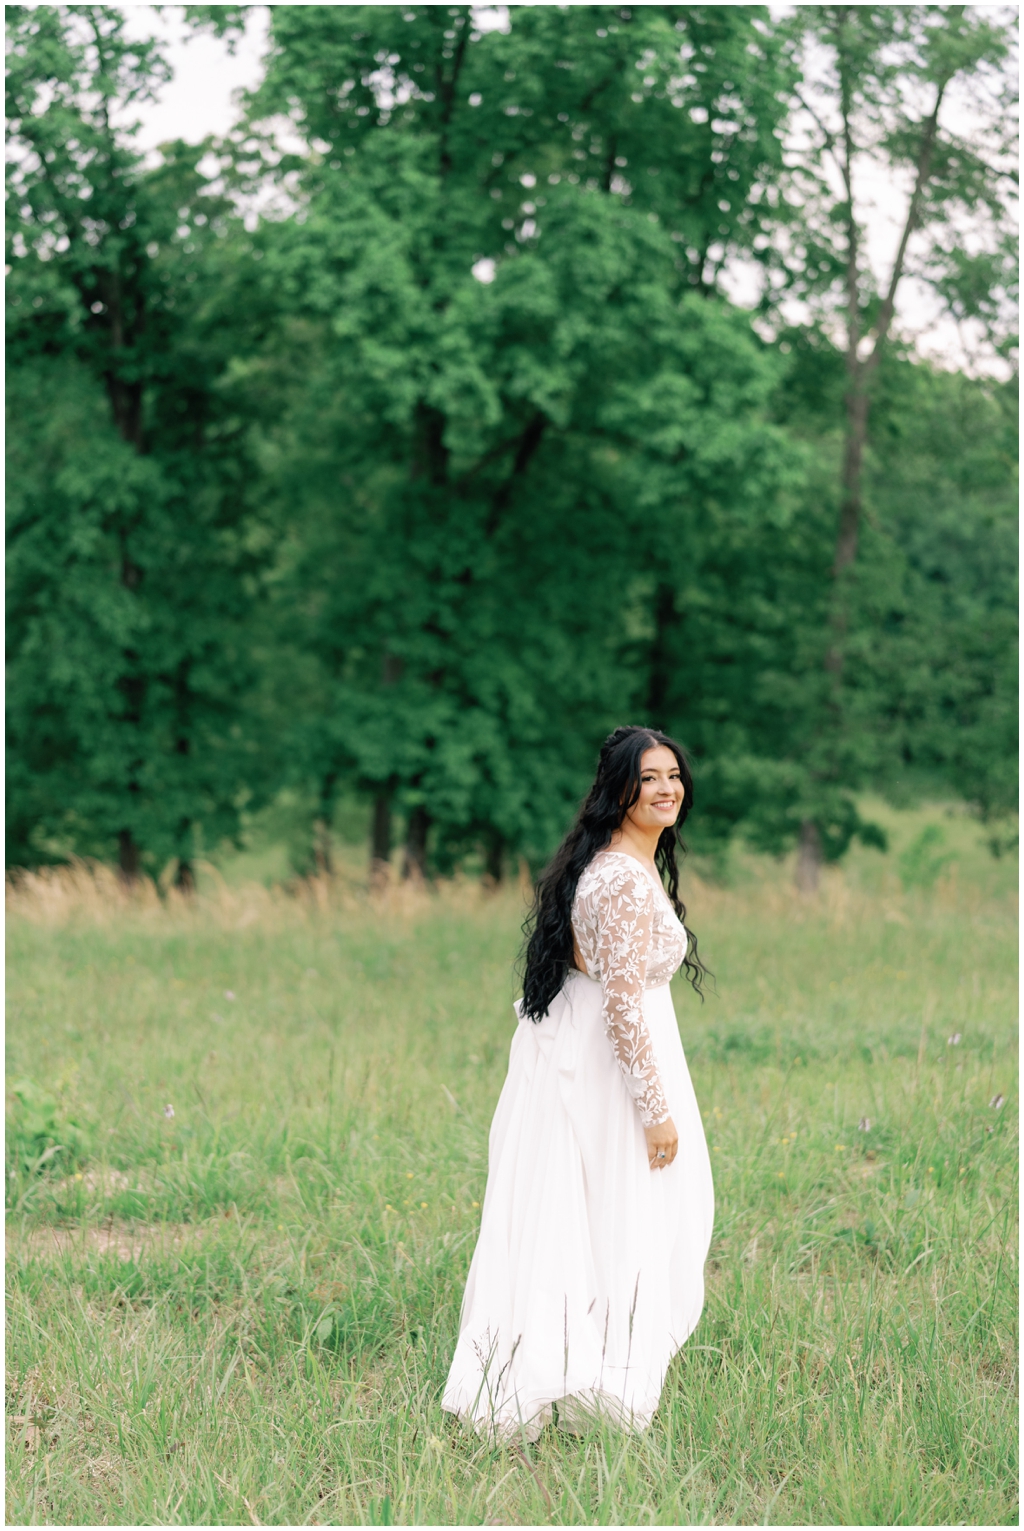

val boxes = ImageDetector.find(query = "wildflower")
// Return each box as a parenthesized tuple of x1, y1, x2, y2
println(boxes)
(857, 1118, 871, 1132)
(420, 1202, 428, 1209)
(835, 1144, 846, 1152)
(989, 1094, 1005, 1110)
(472, 1201, 480, 1208)
(224, 990, 236, 1001)
(406, 1171, 414, 1179)
(163, 1104, 175, 1120)
(948, 1033, 962, 1046)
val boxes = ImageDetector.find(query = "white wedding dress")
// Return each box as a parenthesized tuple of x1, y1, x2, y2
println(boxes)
(443, 850, 714, 1441)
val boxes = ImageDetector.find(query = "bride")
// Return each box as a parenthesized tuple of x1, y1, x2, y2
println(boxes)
(443, 726, 715, 1441)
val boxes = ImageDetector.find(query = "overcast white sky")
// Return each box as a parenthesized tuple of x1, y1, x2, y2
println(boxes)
(117, 2, 1012, 377)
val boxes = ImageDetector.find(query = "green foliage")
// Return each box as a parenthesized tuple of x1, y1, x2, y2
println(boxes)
(232, 3, 848, 868)
(7, 1078, 85, 1182)
(4, 5, 1018, 879)
(5, 6, 272, 876)
(774, 337, 1019, 826)
(768, 5, 1017, 356)
(898, 825, 954, 892)
(857, 365, 1018, 821)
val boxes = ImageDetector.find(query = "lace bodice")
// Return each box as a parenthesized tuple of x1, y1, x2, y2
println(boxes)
(571, 850, 688, 1128)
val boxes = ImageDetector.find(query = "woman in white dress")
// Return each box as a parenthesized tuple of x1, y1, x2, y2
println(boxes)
(443, 726, 714, 1442)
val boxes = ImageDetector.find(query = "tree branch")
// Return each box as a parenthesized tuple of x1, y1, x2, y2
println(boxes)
(864, 80, 949, 378)
(436, 19, 470, 179)
(456, 431, 532, 488)
(485, 412, 547, 536)
(837, 27, 861, 381)
(792, 86, 838, 159)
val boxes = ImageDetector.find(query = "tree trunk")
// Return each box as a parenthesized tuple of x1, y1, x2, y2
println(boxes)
(315, 769, 337, 877)
(403, 805, 430, 882)
(412, 402, 450, 486)
(174, 860, 195, 895)
(483, 830, 504, 886)
(647, 582, 679, 729)
(835, 383, 869, 579)
(369, 790, 392, 888)
(118, 829, 140, 885)
(825, 380, 870, 679)
(802, 44, 950, 892)
(485, 411, 547, 537)
(795, 818, 823, 894)
(312, 819, 333, 877)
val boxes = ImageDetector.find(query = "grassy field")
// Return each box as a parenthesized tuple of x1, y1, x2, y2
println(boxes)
(6, 804, 1018, 1526)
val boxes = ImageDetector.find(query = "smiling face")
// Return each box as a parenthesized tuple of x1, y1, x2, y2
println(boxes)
(624, 744, 685, 833)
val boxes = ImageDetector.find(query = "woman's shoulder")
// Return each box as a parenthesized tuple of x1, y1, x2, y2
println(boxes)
(577, 850, 657, 904)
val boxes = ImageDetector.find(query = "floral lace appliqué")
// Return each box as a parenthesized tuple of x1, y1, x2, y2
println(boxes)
(572, 852, 688, 1128)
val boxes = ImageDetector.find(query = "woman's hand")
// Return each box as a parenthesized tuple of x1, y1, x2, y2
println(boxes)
(644, 1116, 678, 1170)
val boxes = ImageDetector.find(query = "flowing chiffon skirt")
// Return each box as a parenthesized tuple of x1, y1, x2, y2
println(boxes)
(442, 970, 714, 1441)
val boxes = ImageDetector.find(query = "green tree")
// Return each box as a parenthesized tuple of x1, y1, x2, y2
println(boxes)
(773, 325, 1017, 831)
(765, 4, 1017, 883)
(9, 5, 1014, 887)
(224, 4, 803, 877)
(6, 5, 270, 881)
(848, 360, 1017, 827)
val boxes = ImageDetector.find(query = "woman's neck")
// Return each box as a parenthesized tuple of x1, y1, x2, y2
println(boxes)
(607, 820, 660, 870)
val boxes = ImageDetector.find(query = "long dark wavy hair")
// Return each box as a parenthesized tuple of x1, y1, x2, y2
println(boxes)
(520, 726, 709, 1021)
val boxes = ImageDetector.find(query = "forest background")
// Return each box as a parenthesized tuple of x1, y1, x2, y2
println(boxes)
(6, 3, 1019, 891)
(5, 8, 1019, 1524)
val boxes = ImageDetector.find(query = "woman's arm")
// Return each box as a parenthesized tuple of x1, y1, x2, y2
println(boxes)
(593, 866, 673, 1136)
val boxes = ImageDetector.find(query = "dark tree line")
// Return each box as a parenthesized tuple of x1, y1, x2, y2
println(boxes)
(6, 5, 1017, 887)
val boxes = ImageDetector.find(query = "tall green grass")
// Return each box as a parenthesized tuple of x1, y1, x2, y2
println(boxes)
(6, 808, 1018, 1525)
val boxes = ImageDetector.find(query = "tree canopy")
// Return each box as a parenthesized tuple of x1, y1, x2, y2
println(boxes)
(6, 4, 1018, 882)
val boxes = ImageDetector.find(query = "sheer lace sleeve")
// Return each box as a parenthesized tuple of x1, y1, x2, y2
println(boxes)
(592, 865, 671, 1129)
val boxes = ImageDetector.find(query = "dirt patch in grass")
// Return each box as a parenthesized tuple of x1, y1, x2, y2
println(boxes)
(7, 1220, 205, 1264)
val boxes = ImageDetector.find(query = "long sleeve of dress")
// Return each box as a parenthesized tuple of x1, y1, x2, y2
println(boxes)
(592, 866, 671, 1129)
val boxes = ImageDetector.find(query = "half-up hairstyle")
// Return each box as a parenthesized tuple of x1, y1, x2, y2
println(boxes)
(520, 725, 709, 1021)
